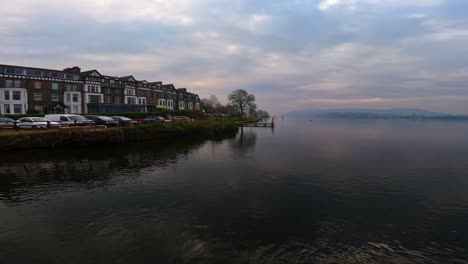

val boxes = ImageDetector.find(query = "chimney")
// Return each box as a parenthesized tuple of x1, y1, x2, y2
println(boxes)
(63, 66, 81, 74)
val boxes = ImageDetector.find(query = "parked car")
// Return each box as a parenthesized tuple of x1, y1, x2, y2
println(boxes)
(45, 114, 95, 126)
(84, 115, 119, 127)
(173, 116, 192, 121)
(16, 117, 60, 129)
(111, 116, 138, 126)
(144, 116, 166, 123)
(0, 117, 16, 128)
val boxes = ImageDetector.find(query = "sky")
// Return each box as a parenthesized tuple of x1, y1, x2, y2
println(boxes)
(1, 0, 468, 114)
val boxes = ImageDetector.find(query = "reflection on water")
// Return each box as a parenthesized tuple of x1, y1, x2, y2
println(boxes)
(229, 127, 257, 156)
(1, 119, 468, 263)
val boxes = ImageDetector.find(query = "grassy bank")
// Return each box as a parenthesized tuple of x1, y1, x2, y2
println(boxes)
(0, 120, 238, 151)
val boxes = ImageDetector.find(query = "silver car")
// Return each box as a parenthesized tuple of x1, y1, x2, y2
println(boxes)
(16, 117, 60, 129)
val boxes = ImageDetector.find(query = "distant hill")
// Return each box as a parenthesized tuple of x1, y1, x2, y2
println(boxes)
(287, 108, 468, 120)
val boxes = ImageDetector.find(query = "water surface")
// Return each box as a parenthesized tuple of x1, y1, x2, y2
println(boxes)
(1, 119, 468, 263)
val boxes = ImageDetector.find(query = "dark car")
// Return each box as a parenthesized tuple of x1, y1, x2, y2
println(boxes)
(112, 116, 138, 126)
(0, 117, 16, 128)
(84, 115, 119, 127)
(144, 116, 166, 123)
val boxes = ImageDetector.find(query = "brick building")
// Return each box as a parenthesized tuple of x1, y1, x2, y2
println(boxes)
(0, 64, 201, 115)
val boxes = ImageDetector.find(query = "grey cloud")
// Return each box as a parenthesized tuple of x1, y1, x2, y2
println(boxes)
(1, 0, 468, 113)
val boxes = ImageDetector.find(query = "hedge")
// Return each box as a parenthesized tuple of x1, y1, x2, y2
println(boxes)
(0, 120, 239, 151)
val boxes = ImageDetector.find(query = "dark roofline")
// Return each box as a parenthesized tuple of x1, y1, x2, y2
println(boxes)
(0, 64, 79, 74)
(81, 69, 103, 77)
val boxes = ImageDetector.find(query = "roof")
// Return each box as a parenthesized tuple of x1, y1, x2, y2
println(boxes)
(81, 69, 102, 77)
(0, 64, 78, 74)
(119, 75, 136, 82)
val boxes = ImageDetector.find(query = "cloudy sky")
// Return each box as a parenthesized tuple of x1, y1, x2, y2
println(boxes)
(1, 0, 468, 114)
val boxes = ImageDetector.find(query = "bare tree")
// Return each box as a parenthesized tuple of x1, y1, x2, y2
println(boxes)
(227, 89, 255, 117)
(200, 94, 221, 113)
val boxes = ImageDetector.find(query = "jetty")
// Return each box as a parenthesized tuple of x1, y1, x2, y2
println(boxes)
(241, 122, 275, 128)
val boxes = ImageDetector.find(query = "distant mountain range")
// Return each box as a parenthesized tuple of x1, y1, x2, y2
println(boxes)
(287, 108, 468, 120)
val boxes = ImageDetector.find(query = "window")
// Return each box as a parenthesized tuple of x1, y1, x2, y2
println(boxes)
(66, 94, 71, 103)
(14, 80, 21, 88)
(15, 69, 25, 75)
(110, 80, 115, 84)
(34, 106, 43, 112)
(115, 97, 121, 103)
(13, 91, 21, 100)
(34, 92, 42, 101)
(13, 104, 22, 114)
(52, 83, 59, 90)
(105, 88, 111, 94)
(73, 75, 80, 81)
(35, 81, 42, 89)
(5, 68, 15, 74)
(72, 94, 79, 102)
(65, 74, 73, 79)
(66, 84, 72, 91)
(72, 105, 79, 113)
(52, 94, 59, 101)
(4, 91, 9, 100)
(4, 104, 10, 114)
(89, 85, 98, 93)
(5, 80, 13, 88)
(105, 95, 112, 103)
(127, 89, 135, 96)
(89, 95, 101, 103)
(72, 85, 78, 91)
(158, 99, 166, 106)
(127, 97, 136, 104)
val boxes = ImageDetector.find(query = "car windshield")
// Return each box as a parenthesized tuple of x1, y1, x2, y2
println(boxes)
(69, 116, 88, 121)
(30, 117, 47, 122)
(0, 118, 14, 122)
(99, 116, 114, 121)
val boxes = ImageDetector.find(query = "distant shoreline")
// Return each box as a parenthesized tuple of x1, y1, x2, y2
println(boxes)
(313, 113, 468, 121)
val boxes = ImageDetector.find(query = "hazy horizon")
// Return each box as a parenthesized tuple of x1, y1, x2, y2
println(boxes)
(2, 0, 468, 114)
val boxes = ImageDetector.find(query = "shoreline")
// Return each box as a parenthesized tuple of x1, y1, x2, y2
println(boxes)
(0, 120, 239, 151)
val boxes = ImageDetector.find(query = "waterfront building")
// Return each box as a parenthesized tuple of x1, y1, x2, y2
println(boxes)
(0, 64, 82, 115)
(0, 64, 201, 115)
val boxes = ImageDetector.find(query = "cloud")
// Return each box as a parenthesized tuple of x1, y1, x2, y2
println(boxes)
(318, 0, 341, 11)
(1, 0, 468, 114)
(317, 0, 443, 12)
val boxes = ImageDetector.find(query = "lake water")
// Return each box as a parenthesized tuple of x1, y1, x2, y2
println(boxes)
(1, 118, 468, 263)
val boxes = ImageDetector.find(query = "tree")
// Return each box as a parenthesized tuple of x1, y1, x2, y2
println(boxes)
(227, 89, 256, 117)
(200, 94, 221, 113)
(253, 109, 270, 118)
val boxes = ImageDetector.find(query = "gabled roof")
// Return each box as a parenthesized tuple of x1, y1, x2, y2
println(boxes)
(139, 80, 149, 84)
(81, 69, 102, 77)
(119, 75, 136, 82)
(162, 84, 176, 89)
(176, 88, 188, 94)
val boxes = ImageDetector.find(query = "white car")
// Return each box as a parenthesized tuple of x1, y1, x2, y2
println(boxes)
(17, 117, 60, 129)
(44, 114, 95, 126)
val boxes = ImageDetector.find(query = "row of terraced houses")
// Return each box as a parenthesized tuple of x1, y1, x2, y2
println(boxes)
(0, 64, 200, 115)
